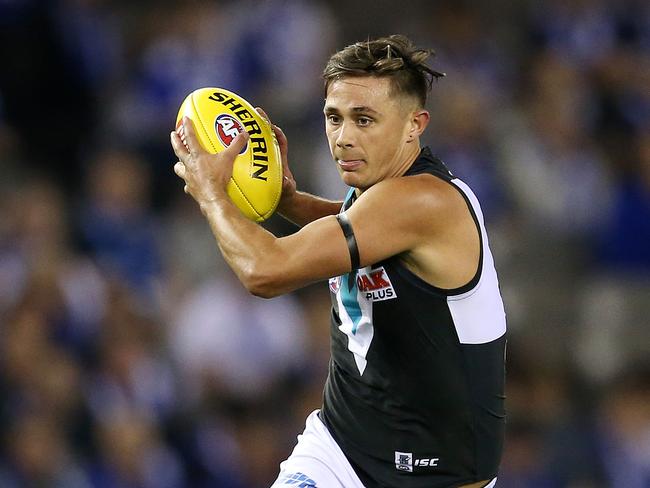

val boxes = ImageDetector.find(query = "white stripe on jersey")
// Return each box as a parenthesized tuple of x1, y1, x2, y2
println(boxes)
(335, 266, 375, 375)
(447, 179, 507, 344)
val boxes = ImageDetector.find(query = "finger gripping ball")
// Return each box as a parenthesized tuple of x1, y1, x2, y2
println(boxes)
(176, 87, 282, 222)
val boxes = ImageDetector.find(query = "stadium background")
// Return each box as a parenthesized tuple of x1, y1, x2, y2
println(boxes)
(0, 0, 648, 486)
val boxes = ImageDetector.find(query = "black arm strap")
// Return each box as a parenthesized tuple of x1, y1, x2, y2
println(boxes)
(336, 212, 360, 290)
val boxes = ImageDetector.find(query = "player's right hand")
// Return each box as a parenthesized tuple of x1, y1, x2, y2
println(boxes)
(171, 116, 249, 209)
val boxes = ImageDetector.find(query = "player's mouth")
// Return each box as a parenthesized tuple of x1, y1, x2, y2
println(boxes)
(338, 159, 365, 171)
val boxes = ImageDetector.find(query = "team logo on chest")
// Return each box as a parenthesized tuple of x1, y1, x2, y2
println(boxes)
(329, 275, 341, 295)
(357, 266, 397, 302)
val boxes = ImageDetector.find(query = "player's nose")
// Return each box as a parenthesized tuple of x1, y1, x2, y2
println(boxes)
(335, 122, 355, 149)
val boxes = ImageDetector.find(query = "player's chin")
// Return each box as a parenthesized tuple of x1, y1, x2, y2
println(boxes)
(340, 171, 364, 188)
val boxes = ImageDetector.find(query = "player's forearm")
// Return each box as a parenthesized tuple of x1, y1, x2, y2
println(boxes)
(200, 197, 293, 298)
(277, 190, 342, 227)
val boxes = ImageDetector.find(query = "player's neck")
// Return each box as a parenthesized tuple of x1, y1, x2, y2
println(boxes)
(392, 142, 422, 179)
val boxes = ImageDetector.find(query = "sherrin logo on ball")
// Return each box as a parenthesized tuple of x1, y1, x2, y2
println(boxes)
(175, 87, 282, 222)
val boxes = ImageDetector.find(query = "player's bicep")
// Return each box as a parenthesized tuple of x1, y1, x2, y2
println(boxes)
(266, 215, 352, 293)
(344, 183, 428, 267)
(263, 179, 439, 296)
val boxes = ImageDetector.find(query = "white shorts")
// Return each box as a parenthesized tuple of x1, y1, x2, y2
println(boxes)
(271, 410, 365, 487)
(270, 410, 498, 488)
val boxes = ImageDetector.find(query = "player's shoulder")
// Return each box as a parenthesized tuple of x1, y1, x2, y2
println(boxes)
(357, 172, 467, 219)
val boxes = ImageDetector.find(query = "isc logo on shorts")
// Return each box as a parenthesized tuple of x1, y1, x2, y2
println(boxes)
(357, 266, 397, 302)
(395, 451, 440, 472)
(395, 451, 413, 472)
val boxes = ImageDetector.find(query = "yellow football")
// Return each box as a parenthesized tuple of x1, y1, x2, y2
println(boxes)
(175, 87, 282, 222)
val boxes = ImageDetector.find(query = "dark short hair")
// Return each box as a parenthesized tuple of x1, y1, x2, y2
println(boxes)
(323, 34, 445, 108)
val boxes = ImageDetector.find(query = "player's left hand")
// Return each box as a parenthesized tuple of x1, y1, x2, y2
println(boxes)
(171, 116, 249, 206)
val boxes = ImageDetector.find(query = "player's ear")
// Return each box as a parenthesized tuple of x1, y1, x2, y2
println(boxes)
(407, 109, 430, 143)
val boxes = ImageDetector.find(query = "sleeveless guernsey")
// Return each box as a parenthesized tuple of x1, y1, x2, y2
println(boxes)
(320, 147, 506, 487)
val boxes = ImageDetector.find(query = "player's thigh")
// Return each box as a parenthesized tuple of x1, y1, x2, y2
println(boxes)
(270, 458, 341, 488)
(270, 410, 364, 488)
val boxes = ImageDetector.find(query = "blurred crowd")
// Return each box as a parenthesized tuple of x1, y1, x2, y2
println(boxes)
(0, 0, 648, 487)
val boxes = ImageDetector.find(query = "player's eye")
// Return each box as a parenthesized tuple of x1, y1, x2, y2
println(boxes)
(357, 117, 373, 127)
(327, 114, 341, 125)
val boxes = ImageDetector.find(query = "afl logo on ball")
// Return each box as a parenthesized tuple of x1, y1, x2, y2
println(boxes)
(215, 114, 248, 154)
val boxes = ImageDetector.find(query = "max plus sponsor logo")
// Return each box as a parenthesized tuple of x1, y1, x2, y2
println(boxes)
(357, 266, 396, 302)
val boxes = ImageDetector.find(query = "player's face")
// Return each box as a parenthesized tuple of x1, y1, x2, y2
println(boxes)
(324, 76, 422, 191)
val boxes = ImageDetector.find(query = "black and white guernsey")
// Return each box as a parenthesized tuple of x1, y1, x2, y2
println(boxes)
(320, 147, 507, 488)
